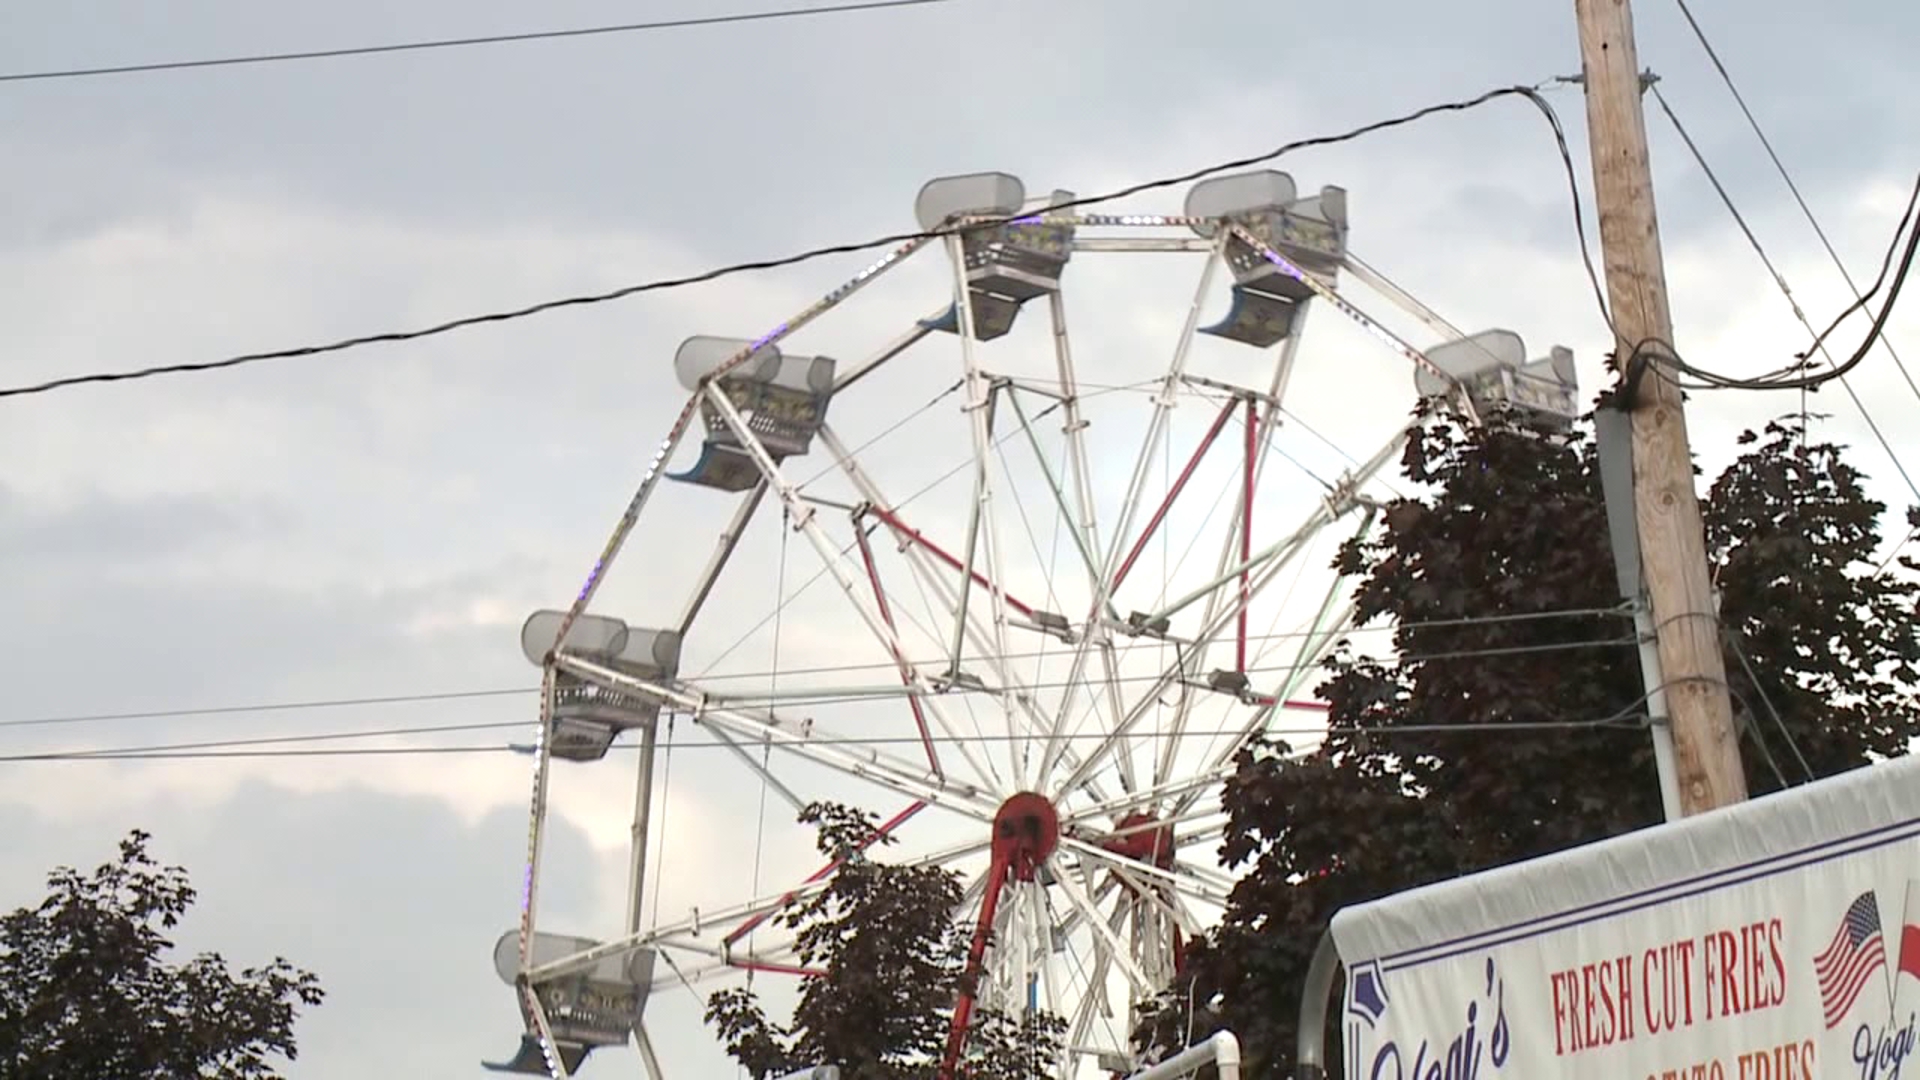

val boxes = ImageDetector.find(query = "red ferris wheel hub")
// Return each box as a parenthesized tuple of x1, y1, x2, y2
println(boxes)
(1105, 813, 1177, 869)
(991, 792, 1060, 882)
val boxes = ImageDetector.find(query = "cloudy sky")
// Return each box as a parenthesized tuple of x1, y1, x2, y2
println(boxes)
(4, 0, 1918, 1076)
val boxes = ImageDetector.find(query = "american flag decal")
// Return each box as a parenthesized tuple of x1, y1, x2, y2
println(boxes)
(1816, 890, 1888, 1029)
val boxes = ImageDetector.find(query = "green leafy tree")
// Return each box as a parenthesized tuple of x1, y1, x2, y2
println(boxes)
(0, 829, 325, 1079)
(1136, 407, 1920, 1077)
(707, 802, 1066, 1080)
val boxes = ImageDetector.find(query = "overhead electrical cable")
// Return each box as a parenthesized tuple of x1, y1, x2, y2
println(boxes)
(1668, 0, 1920, 407)
(1649, 85, 1920, 503)
(0, 714, 1655, 765)
(0, 81, 1595, 401)
(0, 0, 963, 84)
(1616, 169, 1920, 403)
(0, 607, 1635, 732)
(0, 635, 1650, 763)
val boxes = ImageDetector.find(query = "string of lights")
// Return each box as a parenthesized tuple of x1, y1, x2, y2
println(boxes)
(0, 0, 963, 84)
(0, 81, 1588, 401)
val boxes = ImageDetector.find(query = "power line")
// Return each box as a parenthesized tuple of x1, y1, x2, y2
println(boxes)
(1667, 0, 1920, 408)
(1647, 84, 1920, 503)
(0, 634, 1645, 761)
(0, 715, 1651, 765)
(0, 687, 533, 730)
(0, 0, 962, 85)
(0, 607, 1633, 732)
(0, 81, 1587, 402)
(1615, 170, 1920, 402)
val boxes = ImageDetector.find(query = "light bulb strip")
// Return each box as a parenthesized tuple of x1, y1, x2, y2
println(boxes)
(508, 235, 933, 1068)
(955, 212, 1217, 228)
(554, 234, 930, 650)
(1223, 221, 1460, 391)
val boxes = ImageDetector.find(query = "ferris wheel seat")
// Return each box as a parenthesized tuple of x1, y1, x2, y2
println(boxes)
(913, 172, 1076, 341)
(1224, 188, 1348, 277)
(1412, 329, 1580, 426)
(1199, 282, 1312, 349)
(666, 335, 837, 490)
(1187, 170, 1350, 274)
(669, 442, 767, 492)
(483, 1034, 594, 1075)
(959, 219, 1073, 300)
(544, 673, 675, 764)
(519, 610, 683, 763)
(920, 292, 1022, 341)
(486, 931, 656, 1071)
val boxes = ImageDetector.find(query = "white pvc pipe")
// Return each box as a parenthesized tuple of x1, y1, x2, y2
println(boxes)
(1125, 1030, 1242, 1080)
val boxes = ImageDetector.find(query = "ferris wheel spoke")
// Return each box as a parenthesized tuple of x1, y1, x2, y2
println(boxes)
(818, 423, 1137, 809)
(1157, 324, 1312, 788)
(1002, 384, 1106, 618)
(941, 233, 1030, 790)
(672, 481, 769, 635)
(648, 937, 813, 992)
(1060, 837, 1229, 907)
(1061, 906, 1124, 1062)
(1171, 571, 1370, 823)
(1064, 434, 1404, 804)
(1062, 762, 1232, 826)
(820, 424, 1060, 791)
(692, 398, 1009, 793)
(722, 800, 931, 947)
(1046, 502, 1333, 808)
(849, 525, 949, 780)
(1041, 290, 1109, 619)
(1042, 239, 1227, 769)
(553, 654, 1000, 823)
(1046, 855, 1156, 996)
(1170, 859, 1237, 895)
(1051, 516, 1321, 803)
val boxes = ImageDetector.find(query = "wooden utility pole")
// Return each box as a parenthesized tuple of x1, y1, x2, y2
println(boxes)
(1574, 0, 1749, 814)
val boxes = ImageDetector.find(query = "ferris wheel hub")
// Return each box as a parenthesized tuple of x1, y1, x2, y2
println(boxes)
(1105, 814, 1177, 870)
(991, 792, 1061, 883)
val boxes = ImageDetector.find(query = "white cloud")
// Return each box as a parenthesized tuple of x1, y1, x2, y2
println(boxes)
(4, 2, 1917, 1074)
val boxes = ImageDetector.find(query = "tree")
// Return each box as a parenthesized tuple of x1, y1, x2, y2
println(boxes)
(706, 802, 1066, 1080)
(1136, 405, 1920, 1076)
(0, 829, 325, 1079)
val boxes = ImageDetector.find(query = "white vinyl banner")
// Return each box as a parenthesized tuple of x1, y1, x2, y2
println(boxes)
(1329, 754, 1920, 1080)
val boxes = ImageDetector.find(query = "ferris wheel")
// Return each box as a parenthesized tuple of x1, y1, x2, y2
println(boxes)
(481, 168, 1582, 1079)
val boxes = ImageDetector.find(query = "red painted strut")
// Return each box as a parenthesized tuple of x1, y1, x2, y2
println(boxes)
(866, 504, 1038, 619)
(724, 800, 929, 947)
(1112, 398, 1239, 593)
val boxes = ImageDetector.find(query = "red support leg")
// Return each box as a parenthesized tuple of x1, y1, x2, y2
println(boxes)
(1112, 398, 1238, 593)
(942, 853, 1010, 1080)
(940, 793, 1061, 1080)
(866, 505, 1039, 619)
